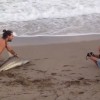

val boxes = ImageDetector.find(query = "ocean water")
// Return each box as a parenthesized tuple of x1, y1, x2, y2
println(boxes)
(0, 0, 100, 37)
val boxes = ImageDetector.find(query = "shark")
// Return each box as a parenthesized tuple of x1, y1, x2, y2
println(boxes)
(0, 56, 30, 72)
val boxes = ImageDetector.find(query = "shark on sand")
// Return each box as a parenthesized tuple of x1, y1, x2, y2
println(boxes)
(0, 56, 30, 72)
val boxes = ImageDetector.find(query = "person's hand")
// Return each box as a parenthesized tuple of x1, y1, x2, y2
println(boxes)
(14, 54, 19, 58)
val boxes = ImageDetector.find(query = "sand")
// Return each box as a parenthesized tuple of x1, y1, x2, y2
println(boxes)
(0, 37, 100, 100)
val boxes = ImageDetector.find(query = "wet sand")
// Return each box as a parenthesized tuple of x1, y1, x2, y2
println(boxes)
(0, 36, 100, 100)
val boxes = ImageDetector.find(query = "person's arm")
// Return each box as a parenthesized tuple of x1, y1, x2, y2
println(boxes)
(98, 46, 100, 54)
(98, 46, 100, 58)
(6, 45, 18, 57)
(99, 46, 100, 53)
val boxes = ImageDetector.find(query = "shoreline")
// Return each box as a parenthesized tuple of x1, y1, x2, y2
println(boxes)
(9, 34, 100, 46)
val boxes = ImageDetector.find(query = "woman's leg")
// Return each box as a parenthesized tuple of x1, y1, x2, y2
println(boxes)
(89, 56, 98, 66)
(93, 54, 100, 58)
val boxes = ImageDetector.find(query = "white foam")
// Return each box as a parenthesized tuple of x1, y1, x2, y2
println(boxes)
(13, 33, 100, 37)
(0, 0, 100, 22)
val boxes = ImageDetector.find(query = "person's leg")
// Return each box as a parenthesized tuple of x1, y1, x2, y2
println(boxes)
(89, 52, 100, 58)
(89, 56, 98, 66)
(93, 54, 100, 58)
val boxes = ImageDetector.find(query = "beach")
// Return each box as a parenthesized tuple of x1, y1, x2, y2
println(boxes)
(0, 36, 100, 100)
(0, 0, 100, 100)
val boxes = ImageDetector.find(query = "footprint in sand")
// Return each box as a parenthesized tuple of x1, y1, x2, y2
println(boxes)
(23, 68, 27, 70)
(62, 69, 71, 72)
(81, 66, 88, 69)
(44, 58, 48, 59)
(51, 73, 57, 76)
(33, 69, 47, 74)
(95, 76, 100, 78)
(71, 73, 76, 75)
(70, 91, 84, 95)
(0, 72, 16, 78)
(63, 65, 73, 67)
(78, 77, 84, 80)
(78, 91, 84, 94)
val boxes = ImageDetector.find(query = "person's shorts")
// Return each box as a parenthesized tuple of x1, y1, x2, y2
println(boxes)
(97, 59, 100, 68)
